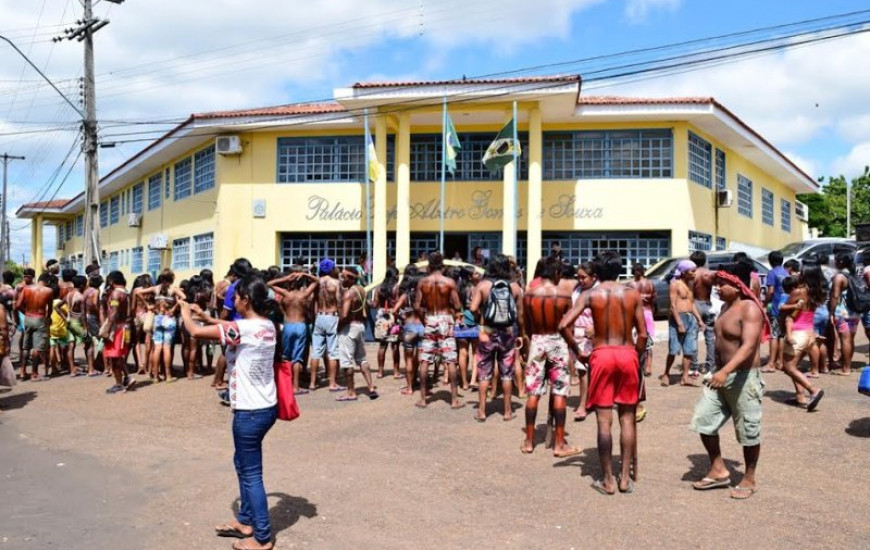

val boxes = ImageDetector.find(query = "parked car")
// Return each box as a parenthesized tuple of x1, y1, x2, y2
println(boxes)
(758, 238, 856, 268)
(645, 252, 769, 318)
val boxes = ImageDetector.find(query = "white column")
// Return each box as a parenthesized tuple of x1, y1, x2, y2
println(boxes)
(373, 115, 388, 282)
(396, 113, 411, 268)
(527, 106, 542, 278)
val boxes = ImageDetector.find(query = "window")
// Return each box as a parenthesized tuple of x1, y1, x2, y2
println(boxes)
(781, 199, 791, 232)
(540, 231, 670, 277)
(148, 173, 162, 210)
(110, 195, 120, 225)
(688, 230, 713, 252)
(737, 174, 753, 218)
(194, 146, 215, 193)
(121, 190, 126, 216)
(411, 133, 527, 181)
(100, 201, 108, 228)
(65, 221, 73, 241)
(75, 215, 83, 236)
(716, 236, 727, 251)
(715, 149, 726, 190)
(543, 130, 672, 179)
(688, 132, 713, 188)
(131, 247, 144, 273)
(132, 183, 144, 214)
(172, 237, 190, 270)
(108, 251, 119, 272)
(278, 136, 397, 184)
(147, 248, 162, 274)
(57, 224, 64, 244)
(174, 157, 192, 200)
(193, 233, 213, 268)
(761, 188, 774, 226)
(165, 168, 171, 199)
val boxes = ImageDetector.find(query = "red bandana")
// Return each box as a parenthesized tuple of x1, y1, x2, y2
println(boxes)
(715, 270, 771, 343)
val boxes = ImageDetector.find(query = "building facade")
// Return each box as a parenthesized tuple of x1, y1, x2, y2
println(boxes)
(18, 76, 815, 282)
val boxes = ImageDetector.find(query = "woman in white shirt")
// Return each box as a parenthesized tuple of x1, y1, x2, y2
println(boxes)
(180, 275, 279, 550)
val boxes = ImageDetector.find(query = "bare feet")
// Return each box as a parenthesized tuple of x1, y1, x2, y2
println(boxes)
(415, 400, 428, 409)
(232, 537, 273, 550)
(520, 439, 534, 454)
(451, 399, 466, 410)
(399, 386, 413, 396)
(658, 374, 670, 387)
(503, 412, 516, 421)
(553, 443, 581, 458)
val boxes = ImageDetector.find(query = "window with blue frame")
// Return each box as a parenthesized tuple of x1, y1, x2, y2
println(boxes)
(57, 224, 64, 244)
(278, 136, 395, 183)
(65, 221, 73, 241)
(174, 157, 192, 200)
(543, 129, 672, 179)
(75, 215, 83, 236)
(715, 148, 726, 190)
(172, 237, 190, 270)
(100, 201, 108, 228)
(761, 188, 774, 226)
(165, 168, 171, 199)
(688, 132, 713, 188)
(716, 236, 727, 250)
(737, 175, 753, 218)
(193, 232, 213, 268)
(688, 230, 713, 252)
(132, 182, 143, 213)
(410, 133, 527, 181)
(147, 248, 161, 274)
(131, 247, 144, 273)
(110, 195, 120, 225)
(193, 146, 215, 193)
(781, 199, 791, 232)
(148, 173, 162, 210)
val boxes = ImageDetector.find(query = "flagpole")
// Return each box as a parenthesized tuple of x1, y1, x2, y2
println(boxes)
(440, 96, 447, 253)
(512, 101, 518, 259)
(364, 109, 372, 277)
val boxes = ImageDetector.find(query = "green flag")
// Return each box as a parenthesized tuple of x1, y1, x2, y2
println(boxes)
(482, 119, 521, 173)
(444, 115, 461, 176)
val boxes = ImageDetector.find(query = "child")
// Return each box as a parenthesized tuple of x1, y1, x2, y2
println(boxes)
(778, 276, 803, 348)
(49, 296, 78, 376)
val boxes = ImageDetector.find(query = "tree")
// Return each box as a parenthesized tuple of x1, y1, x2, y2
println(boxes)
(798, 166, 870, 238)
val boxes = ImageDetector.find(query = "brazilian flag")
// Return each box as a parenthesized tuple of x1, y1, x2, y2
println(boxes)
(482, 118, 521, 174)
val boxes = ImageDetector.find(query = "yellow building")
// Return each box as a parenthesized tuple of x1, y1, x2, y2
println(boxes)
(18, 75, 816, 282)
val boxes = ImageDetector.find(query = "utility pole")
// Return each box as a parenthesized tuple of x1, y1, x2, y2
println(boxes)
(1, 153, 25, 267)
(55, 0, 123, 268)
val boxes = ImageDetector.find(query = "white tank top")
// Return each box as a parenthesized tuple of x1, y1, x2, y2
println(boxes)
(220, 318, 277, 410)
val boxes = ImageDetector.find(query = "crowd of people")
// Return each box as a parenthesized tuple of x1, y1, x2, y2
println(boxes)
(1, 245, 868, 549)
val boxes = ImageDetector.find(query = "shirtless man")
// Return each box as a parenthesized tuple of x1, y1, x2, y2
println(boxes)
(83, 275, 103, 376)
(413, 252, 463, 409)
(690, 252, 717, 376)
(521, 257, 580, 457)
(311, 259, 343, 391)
(66, 275, 89, 372)
(661, 260, 703, 387)
(58, 268, 76, 301)
(469, 254, 525, 421)
(690, 262, 766, 500)
(15, 272, 54, 380)
(13, 268, 35, 374)
(269, 271, 318, 394)
(103, 271, 133, 394)
(627, 263, 656, 377)
(336, 268, 378, 401)
(561, 251, 647, 495)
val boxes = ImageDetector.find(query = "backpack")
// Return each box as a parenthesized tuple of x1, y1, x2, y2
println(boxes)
(844, 270, 870, 314)
(483, 280, 517, 327)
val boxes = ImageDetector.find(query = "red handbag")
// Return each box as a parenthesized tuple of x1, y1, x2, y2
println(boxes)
(275, 360, 300, 422)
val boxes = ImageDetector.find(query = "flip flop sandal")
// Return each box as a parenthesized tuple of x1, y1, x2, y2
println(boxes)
(806, 389, 825, 412)
(335, 395, 358, 402)
(590, 479, 615, 495)
(618, 476, 635, 494)
(730, 486, 757, 500)
(328, 385, 348, 392)
(692, 476, 731, 490)
(215, 525, 252, 539)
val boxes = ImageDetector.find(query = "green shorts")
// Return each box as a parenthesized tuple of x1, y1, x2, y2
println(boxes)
(690, 368, 764, 446)
(23, 315, 49, 353)
(50, 334, 71, 347)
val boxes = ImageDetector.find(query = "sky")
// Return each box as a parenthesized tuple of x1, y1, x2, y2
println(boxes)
(1, 0, 870, 264)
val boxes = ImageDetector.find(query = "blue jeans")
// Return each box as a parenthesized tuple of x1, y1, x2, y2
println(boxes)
(691, 300, 715, 372)
(233, 406, 277, 544)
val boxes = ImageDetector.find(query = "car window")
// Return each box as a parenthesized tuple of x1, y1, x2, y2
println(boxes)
(646, 258, 678, 278)
(778, 242, 806, 256)
(804, 243, 832, 258)
(833, 243, 857, 254)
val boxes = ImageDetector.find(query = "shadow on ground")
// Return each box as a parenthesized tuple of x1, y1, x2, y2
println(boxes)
(0, 390, 37, 412)
(552, 447, 601, 478)
(764, 389, 804, 408)
(845, 417, 870, 438)
(232, 492, 318, 536)
(681, 453, 743, 481)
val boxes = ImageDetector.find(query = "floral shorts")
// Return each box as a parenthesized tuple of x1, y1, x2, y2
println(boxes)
(420, 314, 457, 365)
(524, 334, 571, 397)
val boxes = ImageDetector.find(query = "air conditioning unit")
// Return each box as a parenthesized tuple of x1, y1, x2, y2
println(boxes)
(216, 135, 242, 155)
(795, 200, 809, 222)
(128, 213, 142, 227)
(149, 234, 169, 250)
(716, 189, 733, 208)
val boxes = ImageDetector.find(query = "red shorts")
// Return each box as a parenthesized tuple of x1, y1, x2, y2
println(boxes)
(103, 326, 130, 359)
(586, 345, 641, 410)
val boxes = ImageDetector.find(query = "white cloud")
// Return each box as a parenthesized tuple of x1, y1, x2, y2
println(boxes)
(624, 0, 682, 23)
(831, 142, 870, 180)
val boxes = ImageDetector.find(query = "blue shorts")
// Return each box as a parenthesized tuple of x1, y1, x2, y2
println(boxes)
(152, 314, 177, 346)
(668, 312, 698, 357)
(282, 322, 308, 365)
(401, 323, 424, 350)
(311, 313, 338, 361)
(813, 307, 829, 336)
(863, 311, 870, 329)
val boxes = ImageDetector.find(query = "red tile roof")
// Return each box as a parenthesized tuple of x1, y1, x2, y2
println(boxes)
(578, 96, 714, 105)
(19, 200, 70, 210)
(352, 75, 581, 88)
(195, 102, 345, 119)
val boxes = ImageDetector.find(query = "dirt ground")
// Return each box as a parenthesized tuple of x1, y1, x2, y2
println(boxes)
(1, 330, 869, 550)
